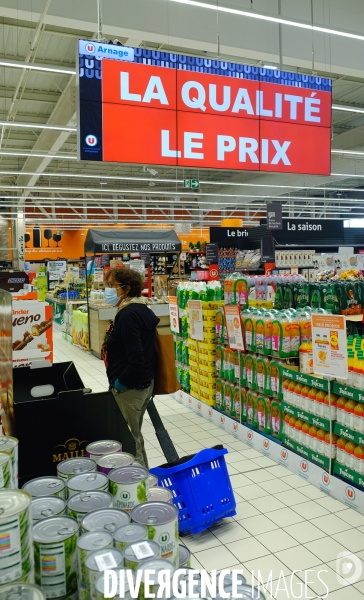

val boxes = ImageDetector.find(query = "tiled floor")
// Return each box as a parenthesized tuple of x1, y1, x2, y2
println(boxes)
(54, 331, 364, 599)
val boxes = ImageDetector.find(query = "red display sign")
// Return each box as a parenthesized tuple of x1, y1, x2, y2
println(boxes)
(100, 59, 331, 175)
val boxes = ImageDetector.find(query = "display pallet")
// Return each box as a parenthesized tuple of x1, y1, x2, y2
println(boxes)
(283, 402, 333, 432)
(333, 461, 364, 490)
(333, 422, 364, 445)
(333, 381, 364, 403)
(283, 435, 331, 469)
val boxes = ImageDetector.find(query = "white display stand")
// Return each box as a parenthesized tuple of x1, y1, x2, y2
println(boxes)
(174, 390, 364, 515)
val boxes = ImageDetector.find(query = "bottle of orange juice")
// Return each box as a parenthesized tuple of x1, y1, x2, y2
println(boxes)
(289, 416, 297, 441)
(336, 437, 347, 465)
(257, 396, 266, 432)
(354, 445, 364, 474)
(307, 387, 317, 415)
(344, 399, 357, 430)
(354, 402, 364, 434)
(315, 388, 326, 418)
(323, 391, 337, 421)
(255, 313, 265, 354)
(301, 383, 311, 412)
(295, 419, 303, 445)
(284, 412, 291, 437)
(294, 381, 304, 410)
(271, 402, 281, 438)
(301, 422, 311, 446)
(263, 311, 273, 356)
(336, 396, 347, 426)
(282, 378, 290, 402)
(316, 429, 326, 455)
(288, 379, 297, 406)
(308, 425, 318, 452)
(345, 440, 356, 470)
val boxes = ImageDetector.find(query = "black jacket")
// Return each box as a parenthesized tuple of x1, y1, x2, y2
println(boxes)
(106, 303, 160, 389)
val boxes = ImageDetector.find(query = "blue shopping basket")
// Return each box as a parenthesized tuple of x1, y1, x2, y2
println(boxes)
(150, 446, 236, 534)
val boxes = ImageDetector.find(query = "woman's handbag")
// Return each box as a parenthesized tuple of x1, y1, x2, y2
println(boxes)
(153, 331, 180, 395)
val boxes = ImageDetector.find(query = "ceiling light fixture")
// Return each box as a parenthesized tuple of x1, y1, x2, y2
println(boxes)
(0, 150, 77, 160)
(332, 149, 364, 156)
(166, 0, 364, 42)
(332, 104, 364, 114)
(0, 121, 76, 132)
(262, 65, 278, 69)
(0, 58, 75, 75)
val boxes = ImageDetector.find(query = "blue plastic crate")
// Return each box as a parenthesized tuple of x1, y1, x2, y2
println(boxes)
(150, 447, 236, 534)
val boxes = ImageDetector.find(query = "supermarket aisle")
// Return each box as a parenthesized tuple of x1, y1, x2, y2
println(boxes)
(54, 332, 364, 600)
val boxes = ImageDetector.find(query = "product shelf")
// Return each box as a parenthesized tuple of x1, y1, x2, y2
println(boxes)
(283, 402, 333, 432)
(282, 367, 330, 392)
(332, 381, 364, 403)
(333, 461, 364, 489)
(283, 435, 331, 469)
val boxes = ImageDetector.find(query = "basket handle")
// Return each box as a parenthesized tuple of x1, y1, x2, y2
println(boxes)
(150, 447, 228, 476)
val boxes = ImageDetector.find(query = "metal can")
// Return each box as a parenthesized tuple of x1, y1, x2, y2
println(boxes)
(31, 496, 66, 522)
(108, 466, 149, 512)
(57, 592, 79, 600)
(0, 436, 18, 488)
(0, 583, 45, 600)
(78, 578, 88, 600)
(113, 523, 148, 551)
(148, 474, 158, 488)
(22, 477, 66, 499)
(95, 569, 133, 600)
(219, 585, 265, 600)
(67, 472, 108, 498)
(84, 547, 123, 599)
(81, 508, 130, 535)
(178, 545, 191, 568)
(136, 559, 175, 600)
(57, 458, 96, 482)
(124, 540, 160, 571)
(133, 461, 144, 468)
(131, 501, 179, 566)
(77, 531, 113, 587)
(148, 487, 173, 503)
(223, 573, 247, 587)
(0, 490, 33, 584)
(86, 441, 122, 461)
(19, 567, 35, 584)
(0, 452, 11, 489)
(33, 516, 78, 598)
(97, 453, 134, 476)
(67, 491, 113, 525)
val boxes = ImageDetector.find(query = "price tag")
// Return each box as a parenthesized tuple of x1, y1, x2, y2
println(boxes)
(131, 542, 155, 560)
(94, 552, 118, 572)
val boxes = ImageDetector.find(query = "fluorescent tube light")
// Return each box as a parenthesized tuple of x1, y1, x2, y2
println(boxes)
(0, 121, 76, 132)
(0, 150, 77, 160)
(0, 58, 75, 75)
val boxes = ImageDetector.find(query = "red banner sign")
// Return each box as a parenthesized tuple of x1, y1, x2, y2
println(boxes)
(101, 60, 331, 175)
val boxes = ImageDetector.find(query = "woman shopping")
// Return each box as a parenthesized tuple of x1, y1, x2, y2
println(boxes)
(101, 268, 159, 468)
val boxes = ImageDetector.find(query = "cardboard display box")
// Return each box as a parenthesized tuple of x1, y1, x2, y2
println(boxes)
(6, 362, 136, 485)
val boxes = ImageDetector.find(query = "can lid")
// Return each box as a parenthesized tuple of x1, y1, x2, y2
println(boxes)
(81, 507, 130, 533)
(0, 436, 17, 451)
(0, 452, 9, 467)
(67, 491, 112, 514)
(148, 488, 173, 503)
(57, 458, 96, 475)
(108, 466, 148, 484)
(33, 516, 78, 543)
(67, 472, 108, 491)
(85, 547, 123, 571)
(97, 453, 134, 469)
(221, 573, 246, 588)
(31, 496, 66, 521)
(148, 474, 158, 487)
(0, 489, 31, 519)
(86, 440, 122, 456)
(0, 583, 46, 600)
(95, 569, 130, 595)
(178, 545, 190, 567)
(113, 523, 148, 543)
(124, 540, 159, 561)
(137, 559, 175, 584)
(131, 501, 178, 525)
(77, 530, 113, 551)
(22, 476, 65, 497)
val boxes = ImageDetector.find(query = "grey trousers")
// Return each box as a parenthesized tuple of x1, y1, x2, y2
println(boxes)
(112, 381, 153, 469)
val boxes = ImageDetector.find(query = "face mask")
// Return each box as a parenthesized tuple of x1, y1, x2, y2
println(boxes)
(104, 287, 119, 306)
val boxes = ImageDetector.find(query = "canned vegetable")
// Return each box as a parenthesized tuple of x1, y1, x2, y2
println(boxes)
(0, 489, 32, 584)
(84, 547, 123, 599)
(0, 436, 18, 488)
(31, 496, 66, 522)
(124, 540, 160, 571)
(0, 583, 45, 599)
(57, 458, 96, 482)
(33, 516, 78, 598)
(77, 531, 113, 587)
(67, 491, 112, 525)
(22, 477, 65, 499)
(0, 452, 11, 490)
(147, 487, 173, 503)
(178, 545, 191, 568)
(113, 523, 148, 551)
(148, 474, 158, 488)
(131, 501, 179, 566)
(108, 466, 148, 512)
(136, 559, 175, 600)
(86, 441, 122, 461)
(67, 472, 108, 498)
(81, 508, 130, 534)
(97, 453, 134, 476)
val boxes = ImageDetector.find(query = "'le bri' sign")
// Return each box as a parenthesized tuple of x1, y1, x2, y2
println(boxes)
(77, 41, 332, 175)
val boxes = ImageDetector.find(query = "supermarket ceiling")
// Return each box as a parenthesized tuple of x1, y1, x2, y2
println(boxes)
(1, 0, 364, 229)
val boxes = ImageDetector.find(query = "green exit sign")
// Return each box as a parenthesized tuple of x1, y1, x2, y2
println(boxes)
(183, 179, 200, 189)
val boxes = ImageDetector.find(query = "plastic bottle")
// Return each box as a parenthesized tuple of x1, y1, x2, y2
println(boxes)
(240, 353, 247, 386)
(284, 413, 291, 437)
(345, 440, 356, 470)
(294, 381, 304, 410)
(215, 345, 223, 377)
(348, 352, 355, 387)
(315, 389, 326, 418)
(271, 313, 291, 359)
(301, 422, 311, 446)
(307, 387, 317, 415)
(309, 425, 319, 452)
(316, 429, 326, 455)
(323, 392, 337, 421)
(257, 397, 267, 432)
(354, 445, 364, 475)
(274, 284, 284, 310)
(215, 308, 225, 344)
(344, 399, 357, 430)
(354, 403, 364, 434)
(255, 313, 265, 354)
(224, 385, 233, 415)
(234, 277, 249, 308)
(282, 378, 290, 402)
(336, 396, 347, 426)
(233, 351, 240, 383)
(241, 387, 248, 422)
(295, 419, 303, 445)
(270, 361, 281, 398)
(288, 379, 297, 407)
(289, 313, 300, 358)
(271, 402, 281, 438)
(336, 437, 347, 465)
(289, 416, 297, 441)
(301, 383, 311, 412)
(243, 310, 255, 352)
(263, 311, 273, 356)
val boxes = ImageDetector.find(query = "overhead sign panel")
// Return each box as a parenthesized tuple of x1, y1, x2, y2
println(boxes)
(77, 41, 332, 175)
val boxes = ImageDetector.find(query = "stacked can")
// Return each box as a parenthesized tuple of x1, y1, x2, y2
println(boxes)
(33, 516, 79, 599)
(67, 472, 109, 498)
(57, 458, 97, 488)
(22, 477, 66, 500)
(108, 466, 149, 512)
(95, 569, 132, 600)
(113, 523, 148, 551)
(31, 497, 66, 523)
(86, 441, 122, 461)
(81, 507, 130, 534)
(0, 453, 11, 490)
(84, 547, 123, 599)
(67, 491, 113, 525)
(0, 490, 33, 585)
(97, 453, 134, 475)
(0, 436, 19, 488)
(0, 583, 46, 599)
(137, 559, 175, 600)
(77, 531, 113, 598)
(124, 540, 160, 571)
(131, 502, 179, 566)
